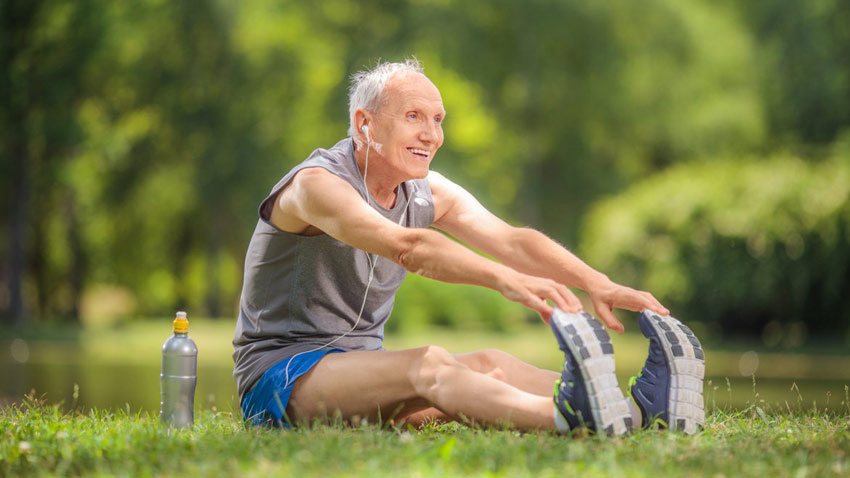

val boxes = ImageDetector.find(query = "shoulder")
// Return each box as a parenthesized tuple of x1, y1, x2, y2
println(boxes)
(286, 138, 360, 196)
(427, 170, 479, 225)
(427, 171, 450, 218)
(309, 138, 353, 167)
(428, 169, 481, 202)
(427, 169, 448, 185)
(268, 164, 360, 234)
(293, 165, 338, 184)
(284, 167, 358, 210)
(426, 170, 458, 200)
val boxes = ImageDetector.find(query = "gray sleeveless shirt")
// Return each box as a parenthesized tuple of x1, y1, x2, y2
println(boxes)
(232, 138, 435, 401)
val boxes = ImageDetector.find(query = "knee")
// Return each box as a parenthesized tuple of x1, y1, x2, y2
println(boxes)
(410, 345, 462, 398)
(476, 349, 512, 382)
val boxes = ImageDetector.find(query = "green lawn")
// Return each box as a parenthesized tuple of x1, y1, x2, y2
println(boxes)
(3, 319, 850, 411)
(2, 394, 849, 477)
(3, 321, 850, 476)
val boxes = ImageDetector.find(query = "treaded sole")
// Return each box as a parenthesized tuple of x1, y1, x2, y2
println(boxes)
(640, 310, 706, 434)
(551, 309, 632, 436)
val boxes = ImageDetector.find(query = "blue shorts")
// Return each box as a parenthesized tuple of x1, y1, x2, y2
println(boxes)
(241, 348, 344, 427)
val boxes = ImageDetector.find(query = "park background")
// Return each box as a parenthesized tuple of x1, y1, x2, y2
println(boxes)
(2, 0, 849, 413)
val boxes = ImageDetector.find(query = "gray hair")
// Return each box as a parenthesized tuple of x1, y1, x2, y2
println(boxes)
(347, 58, 425, 142)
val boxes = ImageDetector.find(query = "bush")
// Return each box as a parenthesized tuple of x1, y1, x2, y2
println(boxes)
(580, 144, 850, 340)
(391, 273, 532, 333)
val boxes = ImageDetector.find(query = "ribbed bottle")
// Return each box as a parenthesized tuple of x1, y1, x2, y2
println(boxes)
(159, 311, 197, 428)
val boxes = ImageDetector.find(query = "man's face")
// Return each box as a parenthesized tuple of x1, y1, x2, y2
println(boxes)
(368, 72, 445, 179)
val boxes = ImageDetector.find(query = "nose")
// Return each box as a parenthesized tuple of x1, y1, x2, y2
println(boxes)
(419, 121, 442, 144)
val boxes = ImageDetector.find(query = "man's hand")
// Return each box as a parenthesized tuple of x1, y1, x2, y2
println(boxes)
(426, 171, 669, 330)
(496, 270, 583, 323)
(587, 280, 669, 334)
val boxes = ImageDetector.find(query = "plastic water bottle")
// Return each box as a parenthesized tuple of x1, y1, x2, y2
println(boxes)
(160, 311, 197, 428)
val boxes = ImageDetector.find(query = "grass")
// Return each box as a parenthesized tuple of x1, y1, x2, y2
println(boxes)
(2, 389, 850, 477)
(3, 321, 850, 476)
(4, 320, 850, 410)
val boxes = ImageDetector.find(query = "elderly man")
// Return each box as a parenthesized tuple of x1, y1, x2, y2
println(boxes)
(233, 59, 705, 435)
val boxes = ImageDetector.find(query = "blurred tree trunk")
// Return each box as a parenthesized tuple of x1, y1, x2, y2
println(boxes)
(6, 131, 29, 326)
(66, 193, 84, 323)
(204, 237, 221, 319)
(30, 213, 48, 318)
(1, 0, 39, 326)
(2, 0, 103, 324)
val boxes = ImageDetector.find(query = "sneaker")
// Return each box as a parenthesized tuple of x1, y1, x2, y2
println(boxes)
(629, 309, 706, 434)
(550, 308, 632, 436)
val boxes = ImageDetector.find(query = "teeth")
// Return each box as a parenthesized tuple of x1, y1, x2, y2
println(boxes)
(408, 148, 430, 157)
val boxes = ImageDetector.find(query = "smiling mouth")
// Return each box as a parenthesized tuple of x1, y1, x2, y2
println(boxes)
(407, 148, 431, 160)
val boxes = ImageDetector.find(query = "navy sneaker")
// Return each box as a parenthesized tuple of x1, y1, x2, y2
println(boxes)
(550, 308, 632, 436)
(629, 309, 705, 434)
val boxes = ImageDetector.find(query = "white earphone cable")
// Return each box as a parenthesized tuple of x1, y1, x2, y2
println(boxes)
(282, 133, 414, 390)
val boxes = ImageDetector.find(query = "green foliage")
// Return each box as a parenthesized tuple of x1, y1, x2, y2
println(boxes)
(2, 395, 849, 477)
(0, 0, 108, 321)
(580, 139, 850, 338)
(2, 0, 850, 331)
(392, 274, 532, 333)
(414, 0, 766, 239)
(735, 0, 850, 144)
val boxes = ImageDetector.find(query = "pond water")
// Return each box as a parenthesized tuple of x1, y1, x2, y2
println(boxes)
(2, 360, 239, 413)
(3, 355, 848, 415)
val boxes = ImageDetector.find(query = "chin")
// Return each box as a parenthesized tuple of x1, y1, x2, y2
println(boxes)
(410, 164, 431, 179)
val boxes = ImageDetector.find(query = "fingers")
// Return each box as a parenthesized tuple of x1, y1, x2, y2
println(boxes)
(641, 292, 669, 316)
(592, 299, 625, 334)
(612, 286, 670, 316)
(500, 273, 560, 322)
(527, 294, 554, 323)
(527, 281, 570, 323)
(556, 283, 583, 313)
(506, 274, 587, 323)
(629, 291, 669, 316)
(533, 279, 566, 312)
(534, 279, 581, 314)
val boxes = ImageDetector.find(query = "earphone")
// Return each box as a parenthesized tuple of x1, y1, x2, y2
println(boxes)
(275, 122, 416, 404)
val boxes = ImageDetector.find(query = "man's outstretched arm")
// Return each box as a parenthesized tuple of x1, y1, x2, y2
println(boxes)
(274, 167, 581, 319)
(428, 171, 668, 333)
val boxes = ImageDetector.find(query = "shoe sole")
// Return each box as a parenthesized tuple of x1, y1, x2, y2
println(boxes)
(550, 309, 632, 436)
(639, 310, 706, 434)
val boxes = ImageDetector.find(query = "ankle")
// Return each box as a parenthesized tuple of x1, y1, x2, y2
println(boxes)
(553, 405, 571, 433)
(626, 396, 643, 429)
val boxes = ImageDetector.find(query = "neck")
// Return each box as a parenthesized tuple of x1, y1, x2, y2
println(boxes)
(353, 141, 404, 209)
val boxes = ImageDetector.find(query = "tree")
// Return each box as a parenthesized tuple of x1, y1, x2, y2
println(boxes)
(580, 143, 850, 338)
(1, 0, 105, 324)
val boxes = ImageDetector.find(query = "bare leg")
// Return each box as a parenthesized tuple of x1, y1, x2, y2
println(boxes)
(455, 349, 559, 396)
(287, 346, 555, 430)
(400, 349, 559, 425)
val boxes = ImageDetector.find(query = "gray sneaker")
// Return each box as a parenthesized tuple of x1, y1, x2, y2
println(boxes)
(629, 310, 706, 434)
(550, 308, 632, 435)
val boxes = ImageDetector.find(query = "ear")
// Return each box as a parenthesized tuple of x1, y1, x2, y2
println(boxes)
(354, 109, 372, 140)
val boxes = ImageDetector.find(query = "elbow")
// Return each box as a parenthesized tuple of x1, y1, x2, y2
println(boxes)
(521, 227, 553, 247)
(504, 226, 539, 252)
(395, 228, 428, 273)
(499, 227, 546, 264)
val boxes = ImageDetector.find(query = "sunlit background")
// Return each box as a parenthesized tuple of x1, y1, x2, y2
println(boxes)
(2, 0, 849, 412)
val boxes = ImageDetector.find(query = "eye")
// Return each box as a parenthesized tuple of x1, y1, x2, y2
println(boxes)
(407, 112, 418, 120)
(434, 116, 443, 124)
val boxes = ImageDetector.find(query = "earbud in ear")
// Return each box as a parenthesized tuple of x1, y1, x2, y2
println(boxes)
(361, 124, 369, 137)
